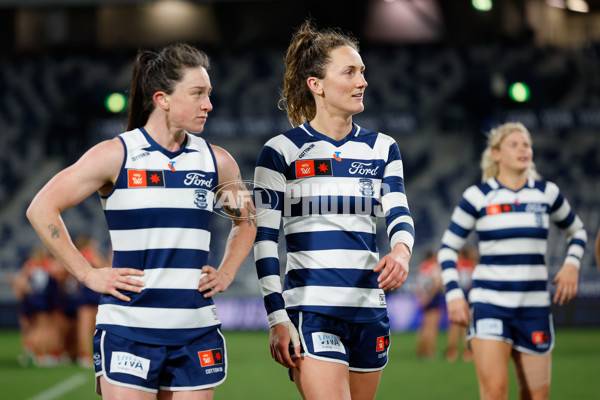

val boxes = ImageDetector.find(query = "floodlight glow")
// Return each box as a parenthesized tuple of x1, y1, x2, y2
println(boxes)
(508, 82, 530, 103)
(472, 0, 493, 11)
(105, 92, 127, 113)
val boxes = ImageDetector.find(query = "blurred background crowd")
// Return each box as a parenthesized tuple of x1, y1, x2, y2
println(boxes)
(0, 0, 598, 365)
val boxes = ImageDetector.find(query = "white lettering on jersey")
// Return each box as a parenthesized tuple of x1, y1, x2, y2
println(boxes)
(349, 162, 379, 176)
(184, 172, 213, 188)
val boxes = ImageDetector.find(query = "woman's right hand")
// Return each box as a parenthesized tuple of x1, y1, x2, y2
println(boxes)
(81, 267, 145, 302)
(447, 297, 470, 327)
(270, 321, 301, 368)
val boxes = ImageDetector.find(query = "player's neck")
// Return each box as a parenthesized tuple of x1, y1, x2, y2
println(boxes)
(143, 116, 187, 152)
(496, 171, 527, 191)
(309, 114, 353, 141)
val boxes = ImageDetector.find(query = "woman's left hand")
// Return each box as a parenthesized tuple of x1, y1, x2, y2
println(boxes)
(198, 265, 234, 298)
(552, 263, 578, 305)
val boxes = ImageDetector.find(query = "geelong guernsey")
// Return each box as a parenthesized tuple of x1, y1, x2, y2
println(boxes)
(96, 128, 221, 345)
(254, 122, 415, 327)
(439, 178, 587, 319)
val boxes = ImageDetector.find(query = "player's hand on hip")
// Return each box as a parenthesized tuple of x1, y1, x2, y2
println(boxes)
(82, 267, 145, 302)
(199, 265, 233, 298)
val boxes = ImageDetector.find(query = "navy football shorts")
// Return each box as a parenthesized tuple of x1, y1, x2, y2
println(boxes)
(93, 328, 227, 394)
(289, 311, 390, 372)
(467, 306, 554, 355)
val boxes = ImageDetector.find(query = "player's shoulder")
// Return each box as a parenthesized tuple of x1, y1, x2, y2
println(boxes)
(534, 178, 557, 192)
(117, 128, 145, 145)
(463, 180, 490, 198)
(210, 144, 238, 173)
(85, 136, 125, 163)
(186, 131, 210, 148)
(263, 125, 307, 151)
(533, 179, 561, 199)
(355, 125, 391, 143)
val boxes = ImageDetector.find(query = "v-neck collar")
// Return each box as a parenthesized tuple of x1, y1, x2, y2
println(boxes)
(300, 122, 359, 146)
(140, 127, 188, 159)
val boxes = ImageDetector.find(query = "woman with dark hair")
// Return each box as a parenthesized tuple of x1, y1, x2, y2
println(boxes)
(254, 21, 414, 399)
(27, 43, 256, 399)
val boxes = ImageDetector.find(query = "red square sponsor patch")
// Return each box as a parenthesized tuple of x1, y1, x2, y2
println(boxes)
(376, 335, 390, 352)
(127, 169, 165, 188)
(532, 331, 548, 344)
(198, 349, 223, 367)
(486, 204, 502, 215)
(128, 169, 147, 187)
(198, 350, 215, 366)
(296, 160, 315, 178)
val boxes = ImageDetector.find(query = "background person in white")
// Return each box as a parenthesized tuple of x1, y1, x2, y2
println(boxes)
(439, 122, 586, 400)
(254, 20, 414, 400)
(27, 43, 256, 399)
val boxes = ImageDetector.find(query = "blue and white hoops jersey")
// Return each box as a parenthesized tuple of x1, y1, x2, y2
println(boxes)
(97, 128, 221, 345)
(439, 178, 587, 319)
(254, 122, 415, 326)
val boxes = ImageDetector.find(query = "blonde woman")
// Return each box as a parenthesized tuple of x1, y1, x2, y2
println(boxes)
(438, 122, 586, 399)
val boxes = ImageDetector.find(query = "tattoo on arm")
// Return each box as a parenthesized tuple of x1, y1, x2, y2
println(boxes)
(246, 202, 257, 227)
(224, 205, 242, 218)
(48, 224, 60, 239)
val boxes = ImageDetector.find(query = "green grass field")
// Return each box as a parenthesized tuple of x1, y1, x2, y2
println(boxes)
(1, 328, 598, 399)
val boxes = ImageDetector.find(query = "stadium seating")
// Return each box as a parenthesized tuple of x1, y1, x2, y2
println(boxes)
(0, 41, 598, 301)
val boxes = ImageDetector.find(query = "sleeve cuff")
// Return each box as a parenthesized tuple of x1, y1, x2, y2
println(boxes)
(564, 255, 581, 269)
(267, 309, 291, 328)
(445, 288, 465, 303)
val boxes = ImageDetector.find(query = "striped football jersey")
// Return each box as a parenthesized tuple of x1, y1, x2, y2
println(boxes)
(439, 177, 587, 319)
(254, 122, 414, 326)
(97, 128, 221, 345)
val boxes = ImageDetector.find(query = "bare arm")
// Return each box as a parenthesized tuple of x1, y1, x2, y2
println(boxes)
(198, 145, 257, 298)
(26, 138, 145, 301)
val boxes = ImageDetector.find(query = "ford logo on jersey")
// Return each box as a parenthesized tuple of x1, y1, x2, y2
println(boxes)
(348, 161, 379, 176)
(184, 172, 214, 188)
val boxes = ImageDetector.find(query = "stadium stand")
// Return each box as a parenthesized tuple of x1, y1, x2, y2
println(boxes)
(0, 42, 598, 317)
